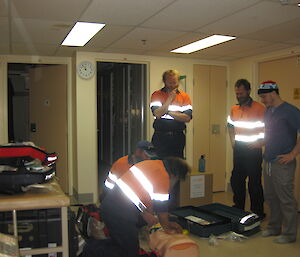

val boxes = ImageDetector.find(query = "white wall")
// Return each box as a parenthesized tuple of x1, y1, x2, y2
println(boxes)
(75, 51, 228, 201)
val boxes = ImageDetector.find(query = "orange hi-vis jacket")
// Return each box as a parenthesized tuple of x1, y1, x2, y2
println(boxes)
(150, 88, 192, 131)
(104, 155, 132, 189)
(115, 160, 170, 212)
(227, 99, 265, 143)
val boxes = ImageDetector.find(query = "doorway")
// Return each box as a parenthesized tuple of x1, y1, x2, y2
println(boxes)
(96, 62, 147, 190)
(7, 63, 69, 192)
(193, 64, 227, 192)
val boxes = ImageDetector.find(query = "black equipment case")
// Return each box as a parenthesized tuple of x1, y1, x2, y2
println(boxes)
(0, 208, 78, 257)
(197, 203, 261, 236)
(170, 206, 232, 237)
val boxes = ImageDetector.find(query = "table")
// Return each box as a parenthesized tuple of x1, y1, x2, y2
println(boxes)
(0, 180, 70, 257)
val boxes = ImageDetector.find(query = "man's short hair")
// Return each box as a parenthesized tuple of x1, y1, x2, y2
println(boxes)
(162, 69, 180, 83)
(235, 79, 251, 91)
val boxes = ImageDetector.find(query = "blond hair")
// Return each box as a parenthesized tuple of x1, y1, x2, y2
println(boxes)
(162, 69, 180, 83)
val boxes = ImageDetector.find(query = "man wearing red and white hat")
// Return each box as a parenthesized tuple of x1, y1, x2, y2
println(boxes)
(258, 80, 300, 244)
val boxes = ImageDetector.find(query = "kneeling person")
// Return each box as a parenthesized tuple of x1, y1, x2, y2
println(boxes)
(100, 157, 190, 257)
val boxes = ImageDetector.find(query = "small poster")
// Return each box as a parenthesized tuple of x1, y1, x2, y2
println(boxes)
(190, 175, 205, 198)
(294, 88, 300, 100)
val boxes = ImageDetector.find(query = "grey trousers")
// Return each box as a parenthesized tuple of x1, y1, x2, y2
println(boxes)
(263, 160, 298, 240)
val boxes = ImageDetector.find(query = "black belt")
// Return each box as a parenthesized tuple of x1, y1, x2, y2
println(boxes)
(155, 131, 184, 136)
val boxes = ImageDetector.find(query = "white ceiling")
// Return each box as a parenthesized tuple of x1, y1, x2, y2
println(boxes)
(1, 0, 300, 61)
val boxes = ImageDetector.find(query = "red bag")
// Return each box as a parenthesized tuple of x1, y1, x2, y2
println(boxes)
(76, 204, 109, 240)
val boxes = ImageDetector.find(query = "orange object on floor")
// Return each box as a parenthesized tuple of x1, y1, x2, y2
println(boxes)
(149, 228, 199, 257)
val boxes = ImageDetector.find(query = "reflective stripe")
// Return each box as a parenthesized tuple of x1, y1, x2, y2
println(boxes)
(181, 104, 193, 111)
(108, 171, 118, 182)
(150, 101, 162, 108)
(168, 104, 193, 112)
(130, 166, 169, 201)
(150, 102, 192, 113)
(116, 178, 147, 211)
(47, 156, 57, 161)
(235, 133, 265, 142)
(227, 116, 264, 129)
(240, 214, 257, 224)
(105, 180, 115, 189)
(153, 193, 169, 201)
(159, 114, 174, 120)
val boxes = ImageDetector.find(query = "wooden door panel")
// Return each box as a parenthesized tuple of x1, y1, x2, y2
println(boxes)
(193, 64, 226, 192)
(29, 65, 68, 193)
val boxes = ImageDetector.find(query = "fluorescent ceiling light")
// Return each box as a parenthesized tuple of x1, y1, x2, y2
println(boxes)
(62, 22, 105, 46)
(171, 35, 236, 54)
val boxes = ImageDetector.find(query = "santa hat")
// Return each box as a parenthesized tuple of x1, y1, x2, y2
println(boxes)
(258, 80, 279, 94)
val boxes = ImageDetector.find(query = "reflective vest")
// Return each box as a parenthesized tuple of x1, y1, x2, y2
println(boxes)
(104, 155, 132, 189)
(115, 160, 170, 212)
(227, 100, 265, 143)
(150, 89, 192, 121)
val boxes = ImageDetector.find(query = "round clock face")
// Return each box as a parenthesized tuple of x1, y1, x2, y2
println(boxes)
(77, 61, 95, 79)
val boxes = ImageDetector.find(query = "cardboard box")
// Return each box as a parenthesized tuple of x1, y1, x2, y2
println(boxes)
(179, 172, 213, 207)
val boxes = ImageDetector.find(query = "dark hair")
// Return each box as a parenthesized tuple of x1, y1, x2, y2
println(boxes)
(235, 79, 251, 91)
(163, 157, 190, 180)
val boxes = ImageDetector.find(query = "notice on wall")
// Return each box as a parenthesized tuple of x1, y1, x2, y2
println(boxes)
(190, 175, 205, 198)
(294, 88, 300, 100)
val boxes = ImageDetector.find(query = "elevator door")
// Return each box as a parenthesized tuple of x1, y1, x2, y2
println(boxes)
(97, 62, 147, 186)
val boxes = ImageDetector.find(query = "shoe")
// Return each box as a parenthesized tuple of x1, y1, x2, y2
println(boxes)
(273, 235, 296, 244)
(261, 230, 280, 237)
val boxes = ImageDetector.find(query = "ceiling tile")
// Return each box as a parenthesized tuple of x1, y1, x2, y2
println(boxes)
(150, 32, 208, 52)
(86, 25, 135, 48)
(101, 48, 146, 55)
(0, 17, 9, 44)
(108, 27, 186, 50)
(55, 46, 103, 57)
(0, 0, 9, 17)
(231, 43, 295, 58)
(0, 44, 10, 54)
(211, 56, 240, 61)
(142, 0, 261, 31)
(146, 50, 225, 60)
(179, 38, 271, 56)
(11, 18, 73, 44)
(242, 17, 300, 44)
(81, 0, 174, 25)
(198, 1, 300, 36)
(12, 43, 58, 56)
(10, 0, 90, 22)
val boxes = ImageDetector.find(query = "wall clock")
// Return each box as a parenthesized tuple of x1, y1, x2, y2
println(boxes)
(77, 61, 95, 79)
